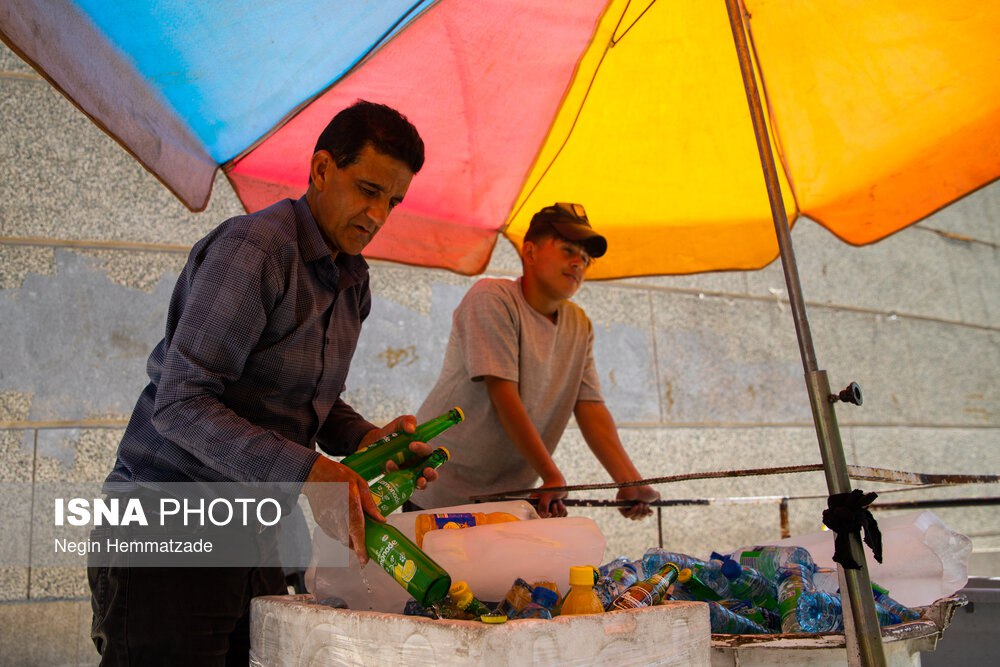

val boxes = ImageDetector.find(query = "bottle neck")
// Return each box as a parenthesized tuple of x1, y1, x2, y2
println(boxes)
(414, 409, 463, 441)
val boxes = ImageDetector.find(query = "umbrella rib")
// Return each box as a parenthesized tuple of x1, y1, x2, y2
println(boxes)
(225, 0, 437, 168)
(740, 2, 802, 219)
(506, 1, 630, 230)
(610, 0, 659, 46)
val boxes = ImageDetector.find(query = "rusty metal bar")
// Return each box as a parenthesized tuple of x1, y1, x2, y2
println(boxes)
(657, 506, 664, 548)
(470, 464, 999, 503)
(870, 497, 1000, 511)
(848, 466, 1000, 486)
(553, 497, 786, 508)
(779, 497, 791, 538)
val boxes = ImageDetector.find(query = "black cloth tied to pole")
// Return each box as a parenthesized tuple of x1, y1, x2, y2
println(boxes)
(821, 489, 883, 570)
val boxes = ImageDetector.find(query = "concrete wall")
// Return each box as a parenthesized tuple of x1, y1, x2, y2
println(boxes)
(2, 42, 997, 664)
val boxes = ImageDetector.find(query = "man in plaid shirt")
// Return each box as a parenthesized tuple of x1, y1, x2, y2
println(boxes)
(90, 101, 435, 666)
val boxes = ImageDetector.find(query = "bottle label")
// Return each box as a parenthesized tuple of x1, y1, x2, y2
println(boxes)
(612, 588, 654, 610)
(738, 550, 764, 573)
(369, 479, 407, 510)
(371, 533, 417, 584)
(428, 513, 479, 530)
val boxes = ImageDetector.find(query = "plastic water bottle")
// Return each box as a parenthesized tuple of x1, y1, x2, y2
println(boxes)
(797, 591, 905, 632)
(721, 560, 778, 610)
(643, 549, 730, 598)
(599, 557, 643, 585)
(874, 601, 904, 626)
(495, 578, 534, 618)
(515, 586, 560, 620)
(796, 590, 844, 632)
(641, 548, 703, 574)
(611, 563, 680, 610)
(776, 563, 814, 633)
(593, 576, 624, 610)
(341, 407, 464, 480)
(733, 546, 815, 583)
(707, 601, 770, 634)
(529, 579, 562, 614)
(561, 566, 605, 615)
(872, 582, 921, 621)
(731, 603, 781, 633)
(594, 558, 641, 610)
(667, 584, 695, 601)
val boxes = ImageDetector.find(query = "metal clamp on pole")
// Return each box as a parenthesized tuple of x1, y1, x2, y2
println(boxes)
(830, 382, 864, 406)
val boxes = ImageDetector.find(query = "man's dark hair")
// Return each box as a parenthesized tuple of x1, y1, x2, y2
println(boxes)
(314, 100, 424, 174)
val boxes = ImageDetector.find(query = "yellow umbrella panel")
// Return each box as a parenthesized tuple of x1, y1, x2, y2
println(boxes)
(505, 0, 1000, 279)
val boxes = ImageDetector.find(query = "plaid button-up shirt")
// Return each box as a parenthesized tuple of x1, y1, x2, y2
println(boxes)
(109, 197, 376, 485)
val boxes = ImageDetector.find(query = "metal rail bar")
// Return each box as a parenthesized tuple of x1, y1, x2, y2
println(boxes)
(469, 465, 1000, 502)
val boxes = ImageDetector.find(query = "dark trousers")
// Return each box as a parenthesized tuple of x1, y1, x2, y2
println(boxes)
(89, 565, 286, 666)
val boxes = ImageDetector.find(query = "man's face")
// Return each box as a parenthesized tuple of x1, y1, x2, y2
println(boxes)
(307, 143, 414, 257)
(526, 236, 593, 301)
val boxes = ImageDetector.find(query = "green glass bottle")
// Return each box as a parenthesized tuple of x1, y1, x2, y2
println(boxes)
(365, 520, 452, 607)
(369, 447, 450, 516)
(435, 580, 499, 621)
(342, 407, 464, 481)
(677, 567, 723, 601)
(610, 562, 680, 610)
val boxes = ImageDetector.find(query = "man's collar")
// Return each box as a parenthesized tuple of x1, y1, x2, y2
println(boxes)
(294, 196, 331, 263)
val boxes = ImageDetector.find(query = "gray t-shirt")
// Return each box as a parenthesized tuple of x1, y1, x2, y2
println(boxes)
(414, 277, 603, 508)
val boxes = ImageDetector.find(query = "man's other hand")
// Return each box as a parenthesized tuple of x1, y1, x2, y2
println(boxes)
(303, 457, 383, 564)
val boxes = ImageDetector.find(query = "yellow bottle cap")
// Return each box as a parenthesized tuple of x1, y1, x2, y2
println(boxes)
(569, 565, 597, 586)
(449, 580, 471, 600)
(677, 568, 692, 583)
(437, 446, 451, 461)
(453, 406, 465, 422)
(480, 613, 507, 624)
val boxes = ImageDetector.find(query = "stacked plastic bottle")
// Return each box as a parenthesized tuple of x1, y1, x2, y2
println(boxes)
(872, 583, 921, 622)
(718, 559, 778, 610)
(643, 549, 730, 599)
(647, 546, 918, 635)
(496, 578, 535, 619)
(707, 601, 770, 634)
(410, 547, 920, 633)
(722, 599, 781, 632)
(515, 586, 561, 620)
(594, 557, 643, 610)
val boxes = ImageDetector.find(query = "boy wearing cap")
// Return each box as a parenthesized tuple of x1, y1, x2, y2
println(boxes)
(413, 203, 660, 519)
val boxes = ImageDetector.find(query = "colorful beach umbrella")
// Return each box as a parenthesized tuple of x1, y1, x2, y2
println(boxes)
(6, 2, 996, 662)
(3, 0, 997, 278)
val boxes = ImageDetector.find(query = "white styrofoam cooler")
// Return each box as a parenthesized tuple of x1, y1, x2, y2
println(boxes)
(250, 595, 711, 667)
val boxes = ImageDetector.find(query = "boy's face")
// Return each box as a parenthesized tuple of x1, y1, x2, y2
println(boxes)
(525, 235, 593, 301)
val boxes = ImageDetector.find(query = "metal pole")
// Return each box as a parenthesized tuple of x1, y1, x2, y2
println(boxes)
(722, 1, 887, 665)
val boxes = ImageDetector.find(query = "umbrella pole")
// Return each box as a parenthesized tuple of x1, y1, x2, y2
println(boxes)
(723, 2, 887, 666)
